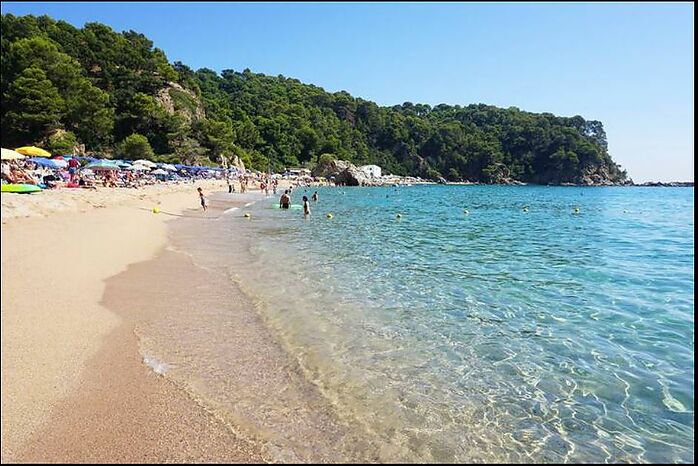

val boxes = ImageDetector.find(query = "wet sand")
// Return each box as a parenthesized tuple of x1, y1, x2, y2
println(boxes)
(15, 249, 266, 463)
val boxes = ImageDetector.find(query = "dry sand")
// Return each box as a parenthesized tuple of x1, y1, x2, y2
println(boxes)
(1, 180, 265, 462)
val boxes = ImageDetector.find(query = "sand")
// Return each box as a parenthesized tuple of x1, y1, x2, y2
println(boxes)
(0, 180, 265, 462)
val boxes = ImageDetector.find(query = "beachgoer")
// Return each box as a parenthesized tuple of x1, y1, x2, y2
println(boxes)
(280, 190, 291, 209)
(312, 191, 319, 202)
(68, 157, 79, 183)
(303, 195, 311, 215)
(197, 187, 208, 211)
(228, 179, 233, 193)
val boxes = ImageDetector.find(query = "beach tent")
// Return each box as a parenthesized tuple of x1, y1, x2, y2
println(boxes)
(84, 160, 120, 171)
(1, 148, 25, 160)
(28, 157, 61, 169)
(15, 146, 51, 157)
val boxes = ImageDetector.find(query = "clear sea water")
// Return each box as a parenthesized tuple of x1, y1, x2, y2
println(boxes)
(163, 185, 694, 463)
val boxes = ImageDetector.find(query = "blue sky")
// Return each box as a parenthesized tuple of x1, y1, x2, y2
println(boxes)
(2, 2, 693, 181)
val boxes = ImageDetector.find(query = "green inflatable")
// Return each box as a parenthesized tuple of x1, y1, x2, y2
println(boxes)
(1, 183, 42, 193)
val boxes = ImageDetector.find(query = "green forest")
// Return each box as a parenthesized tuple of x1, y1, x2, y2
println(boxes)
(1, 14, 628, 184)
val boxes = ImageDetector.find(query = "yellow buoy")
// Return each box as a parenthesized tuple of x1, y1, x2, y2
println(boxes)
(327, 213, 333, 219)
(152, 207, 160, 214)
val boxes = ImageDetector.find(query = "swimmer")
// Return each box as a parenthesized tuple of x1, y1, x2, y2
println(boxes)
(312, 191, 319, 202)
(303, 195, 311, 215)
(280, 190, 291, 209)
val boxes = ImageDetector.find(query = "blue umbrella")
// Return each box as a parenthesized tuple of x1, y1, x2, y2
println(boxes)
(29, 157, 61, 169)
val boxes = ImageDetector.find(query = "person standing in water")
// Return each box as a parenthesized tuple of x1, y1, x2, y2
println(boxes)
(280, 190, 291, 209)
(197, 187, 208, 211)
(312, 191, 319, 202)
(302, 195, 311, 216)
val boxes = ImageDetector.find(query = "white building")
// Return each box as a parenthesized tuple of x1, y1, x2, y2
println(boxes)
(359, 164, 382, 178)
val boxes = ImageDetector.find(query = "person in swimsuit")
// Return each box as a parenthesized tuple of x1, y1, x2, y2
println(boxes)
(197, 187, 208, 211)
(312, 191, 319, 202)
(280, 190, 291, 209)
(302, 195, 311, 216)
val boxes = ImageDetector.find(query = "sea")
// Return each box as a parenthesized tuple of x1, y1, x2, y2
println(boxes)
(140, 185, 694, 463)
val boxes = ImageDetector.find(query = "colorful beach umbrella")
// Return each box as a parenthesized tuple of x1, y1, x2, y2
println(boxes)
(15, 146, 51, 157)
(1, 148, 25, 160)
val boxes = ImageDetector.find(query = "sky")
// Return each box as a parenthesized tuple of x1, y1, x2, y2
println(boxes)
(1, 1, 694, 182)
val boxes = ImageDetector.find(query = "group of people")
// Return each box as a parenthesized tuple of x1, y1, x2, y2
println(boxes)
(280, 188, 319, 215)
(1, 157, 232, 191)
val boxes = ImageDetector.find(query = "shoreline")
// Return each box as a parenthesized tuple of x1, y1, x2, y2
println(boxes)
(0, 180, 265, 462)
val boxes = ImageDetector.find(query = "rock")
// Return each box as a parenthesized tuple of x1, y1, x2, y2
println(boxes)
(155, 82, 205, 123)
(312, 159, 373, 186)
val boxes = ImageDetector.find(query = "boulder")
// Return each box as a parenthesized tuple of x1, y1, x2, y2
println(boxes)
(312, 159, 373, 186)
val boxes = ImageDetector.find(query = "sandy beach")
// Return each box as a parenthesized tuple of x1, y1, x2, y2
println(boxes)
(1, 180, 267, 462)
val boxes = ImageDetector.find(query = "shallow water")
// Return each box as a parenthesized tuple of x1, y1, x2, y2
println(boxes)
(151, 186, 693, 463)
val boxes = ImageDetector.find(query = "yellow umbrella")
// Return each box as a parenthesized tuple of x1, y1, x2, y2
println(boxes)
(15, 146, 51, 157)
(1, 148, 25, 160)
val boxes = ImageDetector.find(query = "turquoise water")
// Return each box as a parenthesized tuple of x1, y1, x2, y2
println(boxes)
(177, 185, 694, 462)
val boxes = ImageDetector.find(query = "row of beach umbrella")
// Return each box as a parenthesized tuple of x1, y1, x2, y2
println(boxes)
(2, 147, 229, 174)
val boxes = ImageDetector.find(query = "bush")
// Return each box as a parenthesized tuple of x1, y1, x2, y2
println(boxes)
(46, 130, 78, 154)
(318, 153, 335, 165)
(118, 133, 155, 160)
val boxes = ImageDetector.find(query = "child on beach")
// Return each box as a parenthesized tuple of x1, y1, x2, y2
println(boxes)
(197, 187, 208, 211)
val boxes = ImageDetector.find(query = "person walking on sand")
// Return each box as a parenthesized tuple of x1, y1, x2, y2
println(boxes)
(280, 190, 291, 209)
(303, 195, 311, 216)
(197, 187, 208, 211)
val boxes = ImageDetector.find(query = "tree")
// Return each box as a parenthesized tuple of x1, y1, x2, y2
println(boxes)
(3, 67, 63, 143)
(118, 133, 154, 160)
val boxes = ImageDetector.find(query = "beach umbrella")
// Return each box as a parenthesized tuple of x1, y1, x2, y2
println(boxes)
(160, 163, 177, 171)
(52, 159, 69, 168)
(127, 164, 149, 171)
(151, 168, 168, 175)
(133, 159, 156, 167)
(28, 157, 61, 169)
(84, 160, 120, 171)
(15, 146, 51, 157)
(1, 148, 25, 160)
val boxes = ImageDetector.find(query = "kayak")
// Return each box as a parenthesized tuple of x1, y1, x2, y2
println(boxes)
(1, 183, 42, 193)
